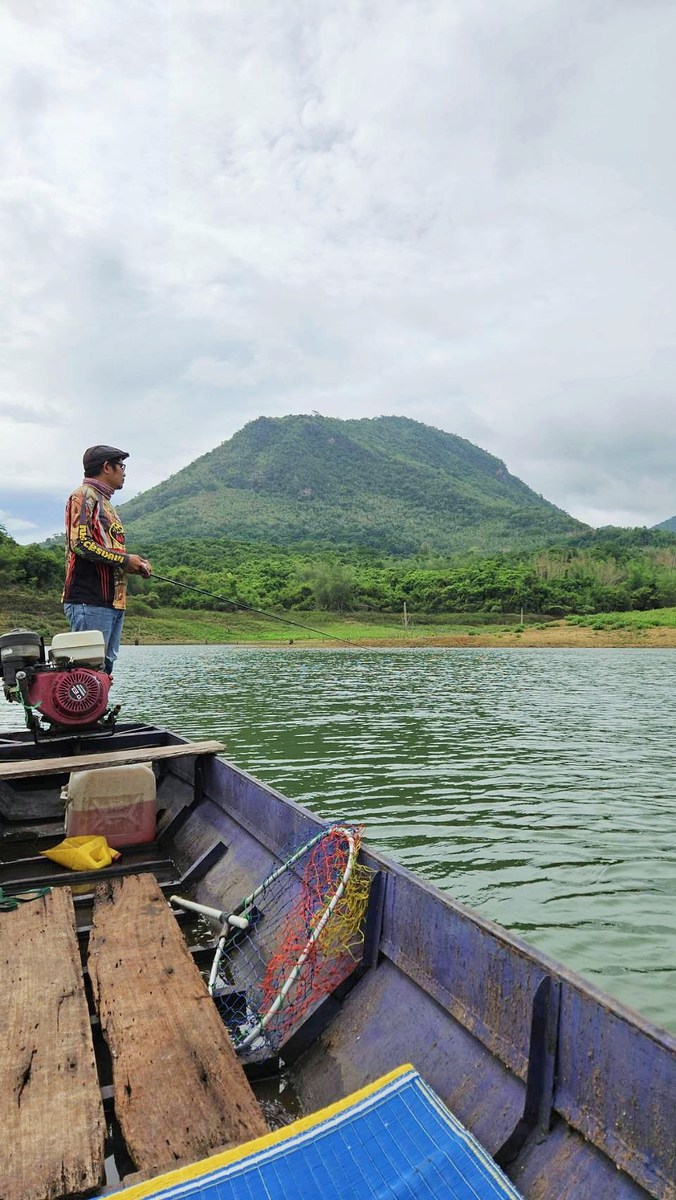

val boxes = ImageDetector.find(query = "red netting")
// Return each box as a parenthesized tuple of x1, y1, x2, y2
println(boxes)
(211, 824, 372, 1062)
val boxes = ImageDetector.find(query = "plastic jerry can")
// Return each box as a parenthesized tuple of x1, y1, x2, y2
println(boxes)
(64, 764, 157, 848)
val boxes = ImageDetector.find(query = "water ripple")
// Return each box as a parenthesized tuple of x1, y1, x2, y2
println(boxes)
(3, 644, 673, 1030)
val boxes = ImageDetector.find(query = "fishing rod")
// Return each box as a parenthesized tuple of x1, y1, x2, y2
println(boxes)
(147, 572, 354, 646)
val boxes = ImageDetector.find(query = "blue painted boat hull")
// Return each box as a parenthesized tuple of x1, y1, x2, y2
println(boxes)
(175, 746, 675, 1200)
(1, 724, 674, 1199)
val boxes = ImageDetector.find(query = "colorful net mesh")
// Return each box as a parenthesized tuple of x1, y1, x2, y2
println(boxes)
(210, 824, 372, 1063)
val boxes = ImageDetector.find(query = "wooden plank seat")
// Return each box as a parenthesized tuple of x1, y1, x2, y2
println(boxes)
(0, 740, 225, 782)
(0, 888, 105, 1200)
(88, 873, 266, 1181)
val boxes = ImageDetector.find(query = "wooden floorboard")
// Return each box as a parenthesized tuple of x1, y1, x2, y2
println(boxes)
(0, 888, 105, 1200)
(88, 873, 266, 1180)
(0, 740, 224, 781)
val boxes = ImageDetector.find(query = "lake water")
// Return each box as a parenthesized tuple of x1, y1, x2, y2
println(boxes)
(3, 644, 675, 1032)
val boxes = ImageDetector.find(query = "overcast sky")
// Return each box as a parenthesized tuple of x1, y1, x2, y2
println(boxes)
(1, 0, 675, 545)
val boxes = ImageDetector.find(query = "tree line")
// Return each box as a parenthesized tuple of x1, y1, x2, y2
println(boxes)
(5, 525, 676, 618)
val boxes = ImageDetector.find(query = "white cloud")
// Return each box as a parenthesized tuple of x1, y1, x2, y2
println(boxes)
(0, 509, 38, 535)
(1, 0, 675, 542)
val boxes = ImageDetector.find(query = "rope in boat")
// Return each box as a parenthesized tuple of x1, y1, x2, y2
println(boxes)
(147, 572, 355, 645)
(0, 886, 51, 911)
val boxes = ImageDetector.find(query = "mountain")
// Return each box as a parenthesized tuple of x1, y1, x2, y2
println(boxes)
(654, 516, 676, 532)
(119, 414, 586, 554)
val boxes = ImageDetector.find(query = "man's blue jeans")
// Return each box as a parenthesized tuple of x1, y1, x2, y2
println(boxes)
(63, 604, 125, 674)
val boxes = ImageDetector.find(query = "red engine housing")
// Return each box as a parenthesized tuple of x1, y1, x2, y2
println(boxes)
(28, 669, 111, 727)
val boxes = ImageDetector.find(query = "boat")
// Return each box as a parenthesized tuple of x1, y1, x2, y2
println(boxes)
(0, 627, 674, 1200)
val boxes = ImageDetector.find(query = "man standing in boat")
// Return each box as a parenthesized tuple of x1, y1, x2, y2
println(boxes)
(63, 445, 152, 674)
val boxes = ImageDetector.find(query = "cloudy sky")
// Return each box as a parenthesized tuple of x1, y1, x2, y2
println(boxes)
(1, 0, 675, 544)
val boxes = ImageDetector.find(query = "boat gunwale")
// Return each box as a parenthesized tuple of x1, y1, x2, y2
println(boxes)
(180, 749, 676, 1056)
(2, 723, 674, 1200)
(189, 748, 676, 1200)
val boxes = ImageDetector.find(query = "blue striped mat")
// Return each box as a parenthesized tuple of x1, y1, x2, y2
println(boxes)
(114, 1064, 523, 1200)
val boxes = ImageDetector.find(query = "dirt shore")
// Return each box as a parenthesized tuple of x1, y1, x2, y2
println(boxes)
(125, 620, 676, 649)
(301, 623, 676, 649)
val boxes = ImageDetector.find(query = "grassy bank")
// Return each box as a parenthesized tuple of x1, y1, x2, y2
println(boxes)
(0, 591, 529, 646)
(1, 589, 675, 648)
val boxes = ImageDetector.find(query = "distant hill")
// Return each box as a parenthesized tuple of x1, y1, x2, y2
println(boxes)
(119, 414, 585, 554)
(654, 516, 676, 532)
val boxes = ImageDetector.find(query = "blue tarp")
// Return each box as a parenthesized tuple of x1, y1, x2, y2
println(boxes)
(115, 1064, 524, 1200)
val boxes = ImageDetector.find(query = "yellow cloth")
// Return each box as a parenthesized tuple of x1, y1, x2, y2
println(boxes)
(40, 835, 121, 871)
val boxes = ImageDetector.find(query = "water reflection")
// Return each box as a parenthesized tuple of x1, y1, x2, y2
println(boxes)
(3, 644, 674, 1030)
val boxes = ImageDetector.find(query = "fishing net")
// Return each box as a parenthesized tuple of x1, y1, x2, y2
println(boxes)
(208, 824, 372, 1062)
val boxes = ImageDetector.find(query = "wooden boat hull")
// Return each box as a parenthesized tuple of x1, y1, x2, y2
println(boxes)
(0, 723, 674, 1199)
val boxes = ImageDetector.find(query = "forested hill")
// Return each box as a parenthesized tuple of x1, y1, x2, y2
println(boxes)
(120, 415, 585, 554)
(655, 515, 676, 532)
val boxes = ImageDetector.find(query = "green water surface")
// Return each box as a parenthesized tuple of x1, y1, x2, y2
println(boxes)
(7, 644, 674, 1032)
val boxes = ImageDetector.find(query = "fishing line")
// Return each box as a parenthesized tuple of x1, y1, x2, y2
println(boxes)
(147, 571, 354, 645)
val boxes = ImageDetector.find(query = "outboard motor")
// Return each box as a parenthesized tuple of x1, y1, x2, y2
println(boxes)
(0, 627, 117, 738)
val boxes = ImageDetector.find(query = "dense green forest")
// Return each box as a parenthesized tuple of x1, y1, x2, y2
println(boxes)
(4, 525, 676, 618)
(118, 414, 584, 553)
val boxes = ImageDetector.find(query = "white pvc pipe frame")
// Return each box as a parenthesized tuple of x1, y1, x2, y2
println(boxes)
(171, 824, 359, 1051)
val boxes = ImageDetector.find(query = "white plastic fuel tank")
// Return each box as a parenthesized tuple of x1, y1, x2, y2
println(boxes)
(64, 764, 157, 847)
(50, 630, 107, 668)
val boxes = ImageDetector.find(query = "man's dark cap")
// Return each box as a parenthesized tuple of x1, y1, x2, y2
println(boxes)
(83, 445, 130, 474)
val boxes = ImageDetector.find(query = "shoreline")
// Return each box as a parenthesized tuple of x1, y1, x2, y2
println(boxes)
(126, 623, 676, 650)
(2, 594, 675, 650)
